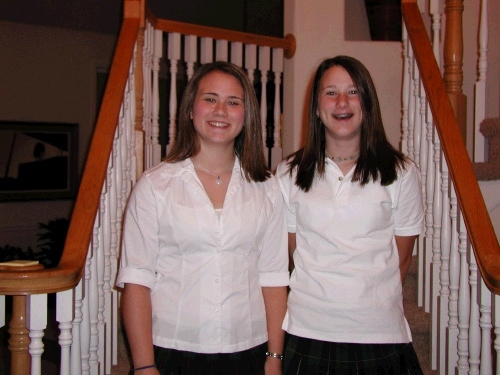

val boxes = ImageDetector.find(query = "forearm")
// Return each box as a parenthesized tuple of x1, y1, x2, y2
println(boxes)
(395, 235, 418, 284)
(121, 283, 158, 374)
(262, 286, 288, 374)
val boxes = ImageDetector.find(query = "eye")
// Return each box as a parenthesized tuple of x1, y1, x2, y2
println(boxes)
(326, 91, 337, 96)
(204, 97, 216, 103)
(228, 100, 242, 106)
(348, 89, 358, 96)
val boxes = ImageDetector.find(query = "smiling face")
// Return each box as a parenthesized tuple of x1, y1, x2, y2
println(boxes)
(190, 70, 245, 149)
(316, 65, 363, 146)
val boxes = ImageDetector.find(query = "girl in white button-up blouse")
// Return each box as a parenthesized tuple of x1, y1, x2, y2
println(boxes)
(116, 62, 288, 375)
(277, 56, 425, 374)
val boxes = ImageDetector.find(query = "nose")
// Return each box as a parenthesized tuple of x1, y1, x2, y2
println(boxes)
(213, 101, 227, 116)
(336, 93, 348, 108)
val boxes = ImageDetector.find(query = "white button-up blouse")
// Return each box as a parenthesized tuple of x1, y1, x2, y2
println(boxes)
(116, 158, 289, 353)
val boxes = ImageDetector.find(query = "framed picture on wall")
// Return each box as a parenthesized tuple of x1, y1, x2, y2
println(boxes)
(0, 121, 78, 201)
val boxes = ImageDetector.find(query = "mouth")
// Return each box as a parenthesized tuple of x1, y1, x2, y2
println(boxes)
(209, 121, 229, 128)
(333, 113, 353, 120)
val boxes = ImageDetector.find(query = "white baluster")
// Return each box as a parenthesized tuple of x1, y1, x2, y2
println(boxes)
(259, 46, 270, 154)
(447, 183, 460, 374)
(81, 244, 92, 375)
(200, 37, 213, 64)
(167, 33, 181, 154)
(57, 289, 74, 375)
(142, 22, 153, 168)
(151, 28, 163, 165)
(89, 219, 100, 374)
(71, 280, 83, 374)
(97, 184, 106, 375)
(230, 42, 243, 68)
(0, 295, 4, 328)
(216, 39, 229, 61)
(456, 213, 470, 375)
(271, 48, 284, 169)
(424, 102, 434, 313)
(412, 64, 421, 169)
(185, 35, 197, 81)
(474, 0, 488, 162)
(479, 279, 492, 375)
(407, 46, 415, 161)
(27, 293, 47, 375)
(494, 295, 500, 374)
(401, 25, 410, 156)
(469, 244, 481, 375)
(245, 44, 257, 83)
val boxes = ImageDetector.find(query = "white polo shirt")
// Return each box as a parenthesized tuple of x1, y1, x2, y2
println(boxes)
(277, 158, 424, 344)
(116, 158, 289, 353)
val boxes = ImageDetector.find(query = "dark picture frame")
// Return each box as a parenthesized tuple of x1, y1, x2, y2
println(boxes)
(0, 121, 78, 201)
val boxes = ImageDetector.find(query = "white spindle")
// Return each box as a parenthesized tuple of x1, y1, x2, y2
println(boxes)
(271, 48, 284, 169)
(0, 295, 4, 328)
(230, 42, 243, 67)
(143, 22, 153, 169)
(245, 44, 257, 83)
(216, 39, 229, 61)
(494, 295, 500, 374)
(89, 221, 100, 374)
(71, 281, 83, 375)
(167, 32, 181, 155)
(151, 28, 163, 166)
(479, 279, 493, 375)
(447, 183, 460, 374)
(259, 46, 270, 150)
(200, 37, 213, 64)
(401, 26, 410, 156)
(27, 294, 47, 375)
(457, 213, 470, 375)
(407, 47, 415, 161)
(474, 0, 488, 162)
(81, 245, 92, 375)
(185, 35, 197, 80)
(469, 245, 481, 375)
(57, 289, 74, 375)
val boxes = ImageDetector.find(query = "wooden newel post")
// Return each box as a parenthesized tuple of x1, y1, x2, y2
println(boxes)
(0, 261, 44, 375)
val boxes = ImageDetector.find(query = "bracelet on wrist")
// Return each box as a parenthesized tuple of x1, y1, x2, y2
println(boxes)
(265, 351, 284, 360)
(133, 364, 156, 371)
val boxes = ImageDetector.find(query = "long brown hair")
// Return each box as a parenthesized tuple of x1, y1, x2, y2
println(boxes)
(166, 61, 270, 182)
(286, 55, 406, 191)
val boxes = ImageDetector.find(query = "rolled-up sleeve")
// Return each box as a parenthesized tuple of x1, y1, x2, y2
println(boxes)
(116, 174, 159, 290)
(258, 176, 289, 287)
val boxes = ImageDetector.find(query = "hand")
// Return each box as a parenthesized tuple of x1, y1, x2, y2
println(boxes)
(264, 356, 283, 375)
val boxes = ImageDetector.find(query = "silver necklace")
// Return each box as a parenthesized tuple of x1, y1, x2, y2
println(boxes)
(326, 151, 360, 163)
(196, 165, 233, 185)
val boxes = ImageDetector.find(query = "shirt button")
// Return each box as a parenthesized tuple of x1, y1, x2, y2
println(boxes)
(216, 248, 221, 253)
(215, 308, 219, 312)
(221, 219, 226, 223)
(215, 278, 220, 283)
(339, 177, 343, 181)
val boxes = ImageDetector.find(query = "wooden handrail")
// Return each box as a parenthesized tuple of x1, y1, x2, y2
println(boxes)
(402, 0, 500, 293)
(146, 7, 296, 59)
(0, 7, 141, 296)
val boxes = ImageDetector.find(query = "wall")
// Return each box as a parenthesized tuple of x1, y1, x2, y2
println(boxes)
(282, 0, 500, 160)
(0, 21, 116, 251)
(282, 0, 403, 157)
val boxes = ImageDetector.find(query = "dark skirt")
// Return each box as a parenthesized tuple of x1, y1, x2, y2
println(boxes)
(284, 334, 423, 375)
(131, 343, 267, 375)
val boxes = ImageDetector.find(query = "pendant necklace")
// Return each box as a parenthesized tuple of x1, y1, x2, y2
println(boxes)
(326, 151, 360, 163)
(196, 165, 233, 185)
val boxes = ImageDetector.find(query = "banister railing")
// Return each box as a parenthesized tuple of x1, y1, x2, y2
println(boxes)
(402, 0, 500, 295)
(402, 0, 500, 373)
(0, 7, 140, 297)
(0, 1, 295, 373)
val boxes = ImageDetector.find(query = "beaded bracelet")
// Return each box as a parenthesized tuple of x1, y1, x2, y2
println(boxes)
(133, 364, 156, 371)
(265, 351, 284, 360)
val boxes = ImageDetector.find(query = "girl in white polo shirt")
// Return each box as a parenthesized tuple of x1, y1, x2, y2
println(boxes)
(277, 56, 424, 374)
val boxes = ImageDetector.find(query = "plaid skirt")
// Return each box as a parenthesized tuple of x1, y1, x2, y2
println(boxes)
(129, 343, 267, 375)
(284, 334, 423, 375)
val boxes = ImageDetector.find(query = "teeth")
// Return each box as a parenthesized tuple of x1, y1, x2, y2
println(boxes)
(334, 114, 352, 119)
(210, 122, 228, 127)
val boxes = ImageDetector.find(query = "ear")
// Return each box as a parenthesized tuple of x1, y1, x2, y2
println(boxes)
(190, 110, 193, 120)
(315, 109, 319, 118)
